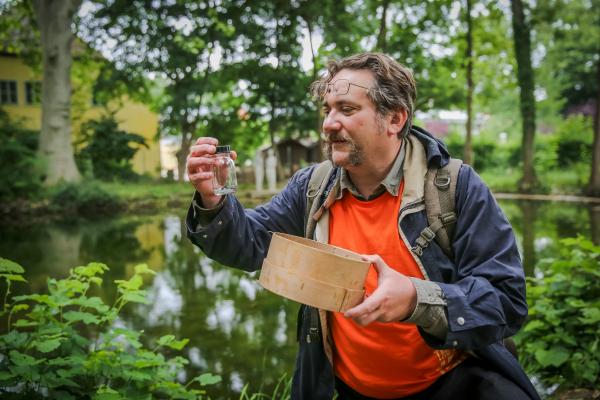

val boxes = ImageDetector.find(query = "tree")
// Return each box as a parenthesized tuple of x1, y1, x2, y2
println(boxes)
(510, 0, 537, 192)
(32, 0, 82, 185)
(463, 0, 474, 165)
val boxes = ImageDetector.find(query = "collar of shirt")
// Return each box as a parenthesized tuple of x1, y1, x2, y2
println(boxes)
(337, 142, 406, 201)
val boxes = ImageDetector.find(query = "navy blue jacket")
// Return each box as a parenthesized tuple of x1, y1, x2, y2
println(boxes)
(187, 127, 540, 399)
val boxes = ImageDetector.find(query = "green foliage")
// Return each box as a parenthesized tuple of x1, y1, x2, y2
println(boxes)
(0, 258, 221, 399)
(238, 373, 292, 400)
(77, 114, 148, 181)
(551, 115, 593, 168)
(0, 109, 43, 200)
(515, 237, 600, 390)
(50, 181, 124, 217)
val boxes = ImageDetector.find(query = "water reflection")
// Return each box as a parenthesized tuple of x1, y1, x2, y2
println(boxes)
(0, 199, 598, 399)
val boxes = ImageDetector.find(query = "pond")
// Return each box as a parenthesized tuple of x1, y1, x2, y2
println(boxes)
(1, 199, 599, 399)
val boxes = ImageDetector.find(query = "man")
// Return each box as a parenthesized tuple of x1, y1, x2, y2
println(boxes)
(186, 53, 539, 400)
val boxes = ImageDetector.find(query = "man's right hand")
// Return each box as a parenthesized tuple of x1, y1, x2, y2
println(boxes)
(186, 137, 237, 209)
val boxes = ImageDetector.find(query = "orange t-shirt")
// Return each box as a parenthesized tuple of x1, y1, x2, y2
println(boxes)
(329, 183, 465, 398)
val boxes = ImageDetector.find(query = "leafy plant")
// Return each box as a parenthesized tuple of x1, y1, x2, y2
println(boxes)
(0, 258, 221, 399)
(515, 237, 600, 391)
(49, 181, 124, 217)
(77, 114, 148, 181)
(0, 109, 43, 200)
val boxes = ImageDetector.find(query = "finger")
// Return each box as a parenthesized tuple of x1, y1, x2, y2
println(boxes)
(187, 156, 215, 171)
(188, 170, 214, 183)
(194, 137, 219, 146)
(230, 150, 238, 160)
(190, 143, 217, 157)
(344, 291, 384, 319)
(361, 254, 388, 274)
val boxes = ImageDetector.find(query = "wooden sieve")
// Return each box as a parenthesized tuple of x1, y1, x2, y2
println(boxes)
(258, 232, 370, 312)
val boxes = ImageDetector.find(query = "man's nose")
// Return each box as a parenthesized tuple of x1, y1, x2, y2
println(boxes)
(322, 111, 341, 134)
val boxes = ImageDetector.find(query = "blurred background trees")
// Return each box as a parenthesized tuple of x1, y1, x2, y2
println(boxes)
(0, 0, 598, 195)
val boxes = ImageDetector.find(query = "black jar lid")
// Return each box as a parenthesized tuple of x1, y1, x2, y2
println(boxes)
(215, 145, 231, 153)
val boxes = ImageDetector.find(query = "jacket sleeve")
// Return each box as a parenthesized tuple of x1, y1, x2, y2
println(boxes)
(186, 166, 312, 271)
(426, 165, 528, 350)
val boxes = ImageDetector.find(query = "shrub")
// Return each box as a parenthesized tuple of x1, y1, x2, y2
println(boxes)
(552, 115, 593, 168)
(77, 114, 148, 181)
(0, 258, 221, 399)
(0, 109, 43, 200)
(515, 237, 600, 391)
(50, 182, 124, 217)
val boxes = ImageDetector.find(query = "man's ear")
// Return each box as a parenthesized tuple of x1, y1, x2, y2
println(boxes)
(388, 109, 408, 137)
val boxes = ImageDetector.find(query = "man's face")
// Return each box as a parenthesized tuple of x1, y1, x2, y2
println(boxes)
(321, 69, 388, 170)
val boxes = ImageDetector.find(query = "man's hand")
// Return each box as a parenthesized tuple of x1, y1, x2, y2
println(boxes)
(344, 254, 417, 326)
(186, 137, 237, 209)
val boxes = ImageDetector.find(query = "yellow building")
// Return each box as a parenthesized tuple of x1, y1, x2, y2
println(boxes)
(0, 52, 161, 177)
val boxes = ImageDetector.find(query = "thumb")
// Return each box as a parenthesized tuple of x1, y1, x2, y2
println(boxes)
(361, 254, 388, 275)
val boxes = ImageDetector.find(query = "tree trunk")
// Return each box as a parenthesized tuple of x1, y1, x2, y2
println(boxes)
(590, 205, 600, 245)
(510, 0, 537, 192)
(587, 55, 600, 197)
(176, 119, 196, 182)
(464, 0, 474, 166)
(32, 0, 82, 185)
(376, 0, 390, 52)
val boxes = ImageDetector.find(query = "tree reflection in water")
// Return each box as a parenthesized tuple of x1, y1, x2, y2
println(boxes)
(0, 200, 598, 398)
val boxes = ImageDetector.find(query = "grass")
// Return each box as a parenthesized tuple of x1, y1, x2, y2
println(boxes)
(480, 166, 590, 196)
(96, 179, 194, 201)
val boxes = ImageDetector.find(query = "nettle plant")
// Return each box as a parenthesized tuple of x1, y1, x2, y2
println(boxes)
(515, 237, 600, 391)
(0, 258, 220, 399)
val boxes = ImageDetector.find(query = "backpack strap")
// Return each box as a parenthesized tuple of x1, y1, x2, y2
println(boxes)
(305, 160, 335, 239)
(412, 158, 463, 259)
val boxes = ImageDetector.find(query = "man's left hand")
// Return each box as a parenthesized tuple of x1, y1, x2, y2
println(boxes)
(344, 254, 417, 326)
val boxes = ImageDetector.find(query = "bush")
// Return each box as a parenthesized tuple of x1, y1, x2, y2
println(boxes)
(515, 237, 600, 391)
(0, 109, 43, 200)
(50, 182, 124, 217)
(552, 115, 593, 168)
(0, 258, 221, 399)
(77, 114, 148, 181)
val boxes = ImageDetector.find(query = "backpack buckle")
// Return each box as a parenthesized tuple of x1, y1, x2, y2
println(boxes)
(434, 174, 451, 190)
(440, 212, 456, 224)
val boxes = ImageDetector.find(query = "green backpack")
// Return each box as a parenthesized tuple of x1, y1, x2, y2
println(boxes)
(304, 158, 464, 259)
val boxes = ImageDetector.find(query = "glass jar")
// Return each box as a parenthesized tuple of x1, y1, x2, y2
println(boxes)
(212, 145, 237, 195)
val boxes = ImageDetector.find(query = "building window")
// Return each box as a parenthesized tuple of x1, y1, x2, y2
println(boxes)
(0, 80, 18, 105)
(25, 81, 42, 105)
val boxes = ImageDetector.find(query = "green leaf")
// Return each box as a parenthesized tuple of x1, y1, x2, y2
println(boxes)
(0, 257, 25, 273)
(13, 319, 38, 327)
(157, 334, 175, 347)
(0, 273, 27, 282)
(72, 296, 109, 313)
(10, 303, 29, 313)
(63, 310, 101, 325)
(121, 291, 149, 304)
(116, 275, 143, 291)
(193, 373, 222, 386)
(94, 385, 122, 400)
(74, 262, 108, 278)
(523, 320, 544, 332)
(534, 347, 570, 367)
(579, 308, 600, 324)
(9, 350, 43, 367)
(1, 330, 29, 347)
(33, 338, 62, 353)
(134, 263, 156, 276)
(166, 338, 189, 351)
(0, 371, 15, 380)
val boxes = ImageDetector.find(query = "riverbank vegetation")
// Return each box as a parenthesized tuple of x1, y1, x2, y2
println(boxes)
(2, 236, 598, 399)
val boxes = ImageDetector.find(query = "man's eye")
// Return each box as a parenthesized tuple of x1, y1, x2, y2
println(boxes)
(341, 107, 354, 114)
(322, 108, 330, 115)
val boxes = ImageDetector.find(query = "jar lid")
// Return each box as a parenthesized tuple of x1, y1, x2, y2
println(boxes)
(215, 145, 231, 153)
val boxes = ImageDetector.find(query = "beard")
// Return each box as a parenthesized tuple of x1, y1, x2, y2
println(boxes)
(322, 134, 365, 167)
